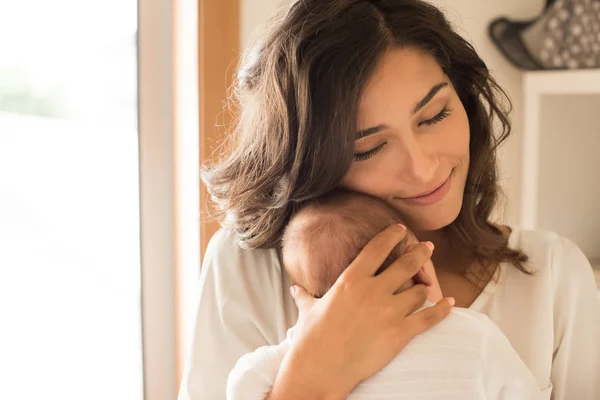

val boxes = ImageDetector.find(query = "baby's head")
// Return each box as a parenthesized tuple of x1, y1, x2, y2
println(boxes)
(282, 190, 442, 300)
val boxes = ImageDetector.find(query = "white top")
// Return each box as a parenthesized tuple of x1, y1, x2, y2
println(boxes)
(178, 228, 600, 400)
(227, 308, 544, 400)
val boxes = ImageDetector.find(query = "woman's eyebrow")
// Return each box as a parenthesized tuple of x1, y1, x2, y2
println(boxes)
(356, 124, 389, 139)
(356, 82, 449, 139)
(412, 82, 448, 115)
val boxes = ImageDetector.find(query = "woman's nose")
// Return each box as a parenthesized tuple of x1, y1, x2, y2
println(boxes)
(395, 134, 438, 184)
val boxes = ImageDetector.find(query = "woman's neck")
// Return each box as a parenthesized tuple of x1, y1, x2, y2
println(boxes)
(413, 229, 457, 271)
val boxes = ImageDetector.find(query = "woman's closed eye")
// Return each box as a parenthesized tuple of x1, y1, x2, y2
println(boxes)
(418, 106, 453, 127)
(353, 107, 453, 162)
(354, 143, 386, 161)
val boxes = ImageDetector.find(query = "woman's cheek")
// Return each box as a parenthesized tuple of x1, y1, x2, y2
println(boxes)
(438, 113, 469, 159)
(342, 158, 389, 196)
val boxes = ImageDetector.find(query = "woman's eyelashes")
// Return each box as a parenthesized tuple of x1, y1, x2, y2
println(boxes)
(419, 106, 453, 127)
(354, 143, 386, 161)
(353, 106, 453, 162)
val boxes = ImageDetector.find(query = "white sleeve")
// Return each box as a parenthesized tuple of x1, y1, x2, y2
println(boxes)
(550, 237, 600, 400)
(177, 229, 298, 400)
(226, 340, 291, 400)
(483, 319, 547, 400)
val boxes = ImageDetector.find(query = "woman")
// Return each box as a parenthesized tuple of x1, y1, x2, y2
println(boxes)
(179, 1, 600, 399)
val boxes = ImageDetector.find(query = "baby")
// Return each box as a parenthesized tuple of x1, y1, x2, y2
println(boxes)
(227, 190, 545, 400)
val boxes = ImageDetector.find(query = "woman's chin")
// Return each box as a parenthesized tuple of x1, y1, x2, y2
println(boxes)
(396, 202, 462, 232)
(410, 216, 455, 232)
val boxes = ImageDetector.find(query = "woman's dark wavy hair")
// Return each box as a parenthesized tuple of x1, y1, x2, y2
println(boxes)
(202, 0, 529, 277)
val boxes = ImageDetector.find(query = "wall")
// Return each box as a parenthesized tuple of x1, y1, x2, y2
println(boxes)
(537, 95, 600, 259)
(240, 0, 284, 51)
(239, 0, 547, 227)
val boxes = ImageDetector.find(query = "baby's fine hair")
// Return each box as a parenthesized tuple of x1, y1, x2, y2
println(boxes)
(282, 190, 405, 297)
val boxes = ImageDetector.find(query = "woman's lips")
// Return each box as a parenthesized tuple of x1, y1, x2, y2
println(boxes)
(397, 172, 453, 206)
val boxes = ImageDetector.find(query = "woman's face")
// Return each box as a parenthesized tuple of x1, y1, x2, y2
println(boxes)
(341, 47, 470, 232)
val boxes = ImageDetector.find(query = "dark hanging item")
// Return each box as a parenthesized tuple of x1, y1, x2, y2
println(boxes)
(489, 0, 600, 70)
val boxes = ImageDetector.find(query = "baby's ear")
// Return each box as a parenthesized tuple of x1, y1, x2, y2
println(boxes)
(394, 238, 412, 258)
(398, 229, 420, 254)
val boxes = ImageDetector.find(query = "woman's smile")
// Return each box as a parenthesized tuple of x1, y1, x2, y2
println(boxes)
(395, 169, 453, 206)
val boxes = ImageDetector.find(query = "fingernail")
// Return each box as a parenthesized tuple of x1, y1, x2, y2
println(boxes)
(425, 241, 435, 252)
(447, 297, 455, 307)
(290, 285, 297, 298)
(397, 224, 406, 231)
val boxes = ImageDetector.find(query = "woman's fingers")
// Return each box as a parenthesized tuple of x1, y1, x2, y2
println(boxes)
(345, 224, 408, 278)
(403, 297, 455, 337)
(414, 266, 433, 287)
(392, 283, 430, 316)
(377, 241, 434, 293)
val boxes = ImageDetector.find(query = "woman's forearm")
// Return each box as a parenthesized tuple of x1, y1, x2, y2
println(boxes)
(265, 347, 351, 400)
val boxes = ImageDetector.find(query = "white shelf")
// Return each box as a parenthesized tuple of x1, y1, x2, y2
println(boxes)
(521, 70, 600, 296)
(524, 69, 600, 95)
(521, 69, 600, 231)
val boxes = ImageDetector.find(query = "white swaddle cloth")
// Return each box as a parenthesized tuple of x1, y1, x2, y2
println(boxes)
(227, 305, 546, 400)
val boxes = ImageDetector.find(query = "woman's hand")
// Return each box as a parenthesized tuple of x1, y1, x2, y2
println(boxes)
(268, 224, 454, 399)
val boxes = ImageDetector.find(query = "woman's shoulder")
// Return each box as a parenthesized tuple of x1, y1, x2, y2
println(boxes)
(509, 226, 563, 253)
(205, 228, 281, 268)
(179, 229, 297, 399)
(202, 227, 291, 299)
(506, 229, 600, 397)
(507, 227, 595, 295)
(482, 227, 594, 318)
(477, 227, 598, 392)
(200, 228, 298, 340)
(202, 228, 287, 286)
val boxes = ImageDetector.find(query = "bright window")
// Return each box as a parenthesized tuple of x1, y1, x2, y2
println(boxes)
(0, 1, 143, 399)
